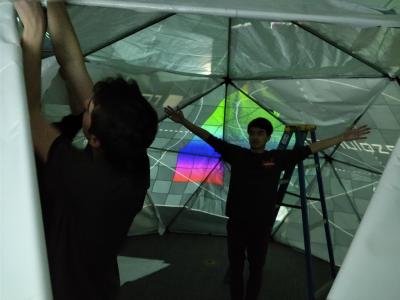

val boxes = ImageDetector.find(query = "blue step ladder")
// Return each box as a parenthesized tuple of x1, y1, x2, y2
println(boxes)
(272, 125, 336, 300)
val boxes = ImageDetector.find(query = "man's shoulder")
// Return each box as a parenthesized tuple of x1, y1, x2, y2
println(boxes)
(48, 135, 88, 164)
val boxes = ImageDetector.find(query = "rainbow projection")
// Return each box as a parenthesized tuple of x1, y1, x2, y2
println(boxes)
(172, 100, 225, 185)
(173, 89, 284, 185)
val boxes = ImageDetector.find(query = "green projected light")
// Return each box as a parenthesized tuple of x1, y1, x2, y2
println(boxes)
(224, 86, 285, 150)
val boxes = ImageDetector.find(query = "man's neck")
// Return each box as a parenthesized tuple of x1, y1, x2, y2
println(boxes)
(250, 148, 265, 154)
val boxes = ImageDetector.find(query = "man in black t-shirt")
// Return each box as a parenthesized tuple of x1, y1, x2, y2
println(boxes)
(15, 1, 158, 299)
(165, 106, 369, 300)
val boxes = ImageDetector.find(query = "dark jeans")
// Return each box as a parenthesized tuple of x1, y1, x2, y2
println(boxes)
(227, 218, 271, 300)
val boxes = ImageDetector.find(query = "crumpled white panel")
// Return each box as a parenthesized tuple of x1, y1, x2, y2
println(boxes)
(67, 0, 400, 27)
(230, 19, 380, 79)
(89, 14, 228, 76)
(328, 137, 400, 300)
(304, 23, 400, 77)
(0, 1, 52, 300)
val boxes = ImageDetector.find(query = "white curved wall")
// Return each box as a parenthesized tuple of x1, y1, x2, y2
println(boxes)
(0, 2, 52, 299)
(328, 136, 400, 300)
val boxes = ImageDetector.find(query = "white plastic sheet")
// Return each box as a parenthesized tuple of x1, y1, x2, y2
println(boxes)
(328, 136, 400, 300)
(0, 1, 52, 300)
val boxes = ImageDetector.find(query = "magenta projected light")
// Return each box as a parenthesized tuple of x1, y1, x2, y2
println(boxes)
(173, 137, 223, 185)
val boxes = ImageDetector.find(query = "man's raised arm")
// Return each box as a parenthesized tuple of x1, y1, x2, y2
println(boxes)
(47, 0, 93, 114)
(15, 0, 60, 162)
(164, 106, 210, 141)
(308, 125, 370, 154)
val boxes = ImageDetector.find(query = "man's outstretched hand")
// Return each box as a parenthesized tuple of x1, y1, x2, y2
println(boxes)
(342, 125, 371, 142)
(164, 106, 185, 124)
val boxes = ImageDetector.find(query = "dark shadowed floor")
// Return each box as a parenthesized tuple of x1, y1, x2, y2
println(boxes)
(117, 233, 333, 300)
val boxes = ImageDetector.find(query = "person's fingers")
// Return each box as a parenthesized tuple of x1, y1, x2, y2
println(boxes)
(359, 129, 370, 135)
(164, 106, 173, 113)
(354, 125, 370, 132)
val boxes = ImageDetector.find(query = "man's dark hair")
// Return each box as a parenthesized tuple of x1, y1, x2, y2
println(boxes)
(89, 77, 158, 168)
(247, 118, 273, 136)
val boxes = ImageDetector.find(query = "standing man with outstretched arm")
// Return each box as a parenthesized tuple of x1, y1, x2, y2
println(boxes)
(15, 1, 158, 299)
(165, 106, 369, 300)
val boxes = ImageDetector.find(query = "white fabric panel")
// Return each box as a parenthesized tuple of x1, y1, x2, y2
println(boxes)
(328, 137, 400, 300)
(0, 2, 52, 300)
(230, 20, 379, 78)
(68, 0, 400, 27)
(118, 256, 170, 285)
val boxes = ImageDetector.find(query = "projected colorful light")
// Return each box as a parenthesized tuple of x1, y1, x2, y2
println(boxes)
(172, 87, 285, 185)
(172, 138, 224, 185)
(225, 88, 285, 149)
(173, 101, 225, 185)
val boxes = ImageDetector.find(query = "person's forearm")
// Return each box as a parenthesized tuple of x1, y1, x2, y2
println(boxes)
(181, 118, 210, 141)
(309, 134, 344, 154)
(21, 33, 43, 114)
(47, 1, 84, 68)
(47, 1, 93, 113)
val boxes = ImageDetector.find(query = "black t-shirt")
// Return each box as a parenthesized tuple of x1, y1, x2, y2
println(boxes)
(206, 135, 311, 226)
(38, 114, 149, 300)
